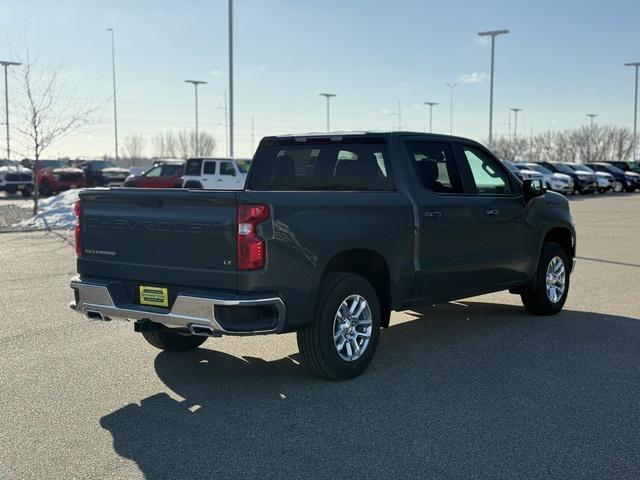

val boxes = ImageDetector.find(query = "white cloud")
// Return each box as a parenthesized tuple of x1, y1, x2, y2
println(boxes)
(457, 72, 489, 84)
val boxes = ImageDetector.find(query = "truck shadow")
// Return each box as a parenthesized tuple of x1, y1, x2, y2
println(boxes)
(100, 302, 640, 479)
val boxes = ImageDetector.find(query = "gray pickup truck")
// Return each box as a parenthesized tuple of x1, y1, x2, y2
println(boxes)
(70, 132, 576, 380)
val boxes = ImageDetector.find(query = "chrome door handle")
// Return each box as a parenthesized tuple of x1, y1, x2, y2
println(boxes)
(424, 211, 442, 218)
(485, 209, 499, 216)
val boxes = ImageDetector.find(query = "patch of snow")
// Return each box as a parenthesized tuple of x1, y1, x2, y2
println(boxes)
(14, 189, 79, 230)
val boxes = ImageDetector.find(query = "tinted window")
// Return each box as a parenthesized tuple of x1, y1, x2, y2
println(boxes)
(161, 164, 183, 176)
(463, 147, 511, 195)
(524, 163, 552, 175)
(203, 161, 216, 174)
(220, 162, 236, 176)
(185, 159, 202, 176)
(552, 164, 575, 174)
(405, 142, 462, 194)
(247, 141, 393, 191)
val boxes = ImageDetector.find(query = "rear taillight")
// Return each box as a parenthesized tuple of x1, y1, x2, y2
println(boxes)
(236, 204, 269, 270)
(74, 199, 82, 256)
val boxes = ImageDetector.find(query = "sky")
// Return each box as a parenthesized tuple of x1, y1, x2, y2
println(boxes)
(1, 0, 639, 159)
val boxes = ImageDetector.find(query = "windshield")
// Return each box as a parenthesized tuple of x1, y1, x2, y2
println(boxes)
(571, 165, 594, 173)
(552, 164, 575, 174)
(524, 164, 552, 175)
(236, 160, 251, 173)
(625, 162, 640, 172)
(598, 164, 625, 175)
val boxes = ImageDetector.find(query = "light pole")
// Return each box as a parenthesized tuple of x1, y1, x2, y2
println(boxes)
(185, 80, 207, 157)
(319, 93, 336, 131)
(0, 60, 20, 164)
(106, 28, 119, 162)
(625, 62, 640, 162)
(424, 102, 438, 133)
(586, 113, 598, 163)
(510, 108, 522, 140)
(478, 29, 510, 147)
(228, 0, 234, 157)
(446, 83, 458, 134)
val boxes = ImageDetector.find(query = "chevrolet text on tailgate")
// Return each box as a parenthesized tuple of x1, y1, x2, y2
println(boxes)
(70, 132, 576, 380)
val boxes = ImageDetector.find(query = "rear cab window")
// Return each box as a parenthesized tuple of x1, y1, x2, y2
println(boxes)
(247, 138, 394, 191)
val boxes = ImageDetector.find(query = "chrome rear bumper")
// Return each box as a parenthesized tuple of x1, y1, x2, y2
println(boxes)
(69, 277, 286, 335)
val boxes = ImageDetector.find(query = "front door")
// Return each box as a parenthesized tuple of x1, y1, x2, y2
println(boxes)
(454, 143, 535, 287)
(403, 140, 484, 299)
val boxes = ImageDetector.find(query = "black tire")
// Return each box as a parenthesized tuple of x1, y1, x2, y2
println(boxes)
(520, 242, 571, 316)
(141, 329, 208, 352)
(21, 186, 33, 197)
(184, 181, 202, 189)
(297, 272, 381, 380)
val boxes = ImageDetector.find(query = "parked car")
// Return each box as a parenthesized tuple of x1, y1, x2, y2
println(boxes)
(503, 161, 544, 183)
(603, 161, 640, 174)
(123, 160, 185, 188)
(182, 157, 251, 190)
(517, 162, 574, 194)
(75, 160, 130, 187)
(0, 160, 34, 197)
(561, 164, 614, 193)
(586, 162, 640, 192)
(27, 159, 87, 196)
(70, 131, 576, 380)
(539, 162, 598, 194)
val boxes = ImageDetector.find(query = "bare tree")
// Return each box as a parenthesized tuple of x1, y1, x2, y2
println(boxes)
(152, 131, 178, 158)
(14, 49, 100, 215)
(123, 134, 146, 164)
(177, 130, 216, 158)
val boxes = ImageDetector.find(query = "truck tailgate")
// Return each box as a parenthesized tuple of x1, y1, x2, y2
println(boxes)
(77, 189, 237, 291)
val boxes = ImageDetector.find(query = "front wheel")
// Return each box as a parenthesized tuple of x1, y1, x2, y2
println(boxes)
(297, 273, 381, 380)
(142, 329, 208, 352)
(520, 242, 570, 315)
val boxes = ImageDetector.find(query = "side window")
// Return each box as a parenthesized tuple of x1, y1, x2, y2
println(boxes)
(144, 166, 162, 177)
(405, 142, 463, 194)
(203, 161, 217, 175)
(462, 147, 511, 195)
(162, 164, 183, 176)
(220, 162, 236, 176)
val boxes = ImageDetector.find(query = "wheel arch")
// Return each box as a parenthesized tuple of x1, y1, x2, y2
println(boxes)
(321, 249, 392, 328)
(543, 226, 575, 271)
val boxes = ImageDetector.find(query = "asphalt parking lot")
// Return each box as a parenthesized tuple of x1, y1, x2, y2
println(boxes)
(1, 194, 639, 479)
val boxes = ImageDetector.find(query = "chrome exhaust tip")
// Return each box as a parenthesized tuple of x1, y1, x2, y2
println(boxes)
(86, 310, 106, 321)
(189, 324, 219, 337)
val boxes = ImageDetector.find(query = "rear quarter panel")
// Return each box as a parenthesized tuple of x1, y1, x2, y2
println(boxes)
(237, 191, 415, 329)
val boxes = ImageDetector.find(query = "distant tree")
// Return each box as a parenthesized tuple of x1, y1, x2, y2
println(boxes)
(152, 131, 178, 158)
(14, 46, 100, 215)
(177, 130, 215, 158)
(123, 134, 146, 164)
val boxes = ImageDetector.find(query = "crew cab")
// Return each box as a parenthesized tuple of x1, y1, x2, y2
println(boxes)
(69, 132, 576, 380)
(27, 159, 87, 196)
(182, 157, 251, 190)
(123, 160, 184, 188)
(0, 160, 34, 197)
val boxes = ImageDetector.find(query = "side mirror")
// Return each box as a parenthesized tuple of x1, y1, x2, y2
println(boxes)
(523, 179, 546, 203)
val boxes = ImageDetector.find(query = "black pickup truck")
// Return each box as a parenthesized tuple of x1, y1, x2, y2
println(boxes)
(70, 132, 576, 380)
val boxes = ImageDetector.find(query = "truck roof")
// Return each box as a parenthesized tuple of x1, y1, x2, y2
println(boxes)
(264, 131, 485, 146)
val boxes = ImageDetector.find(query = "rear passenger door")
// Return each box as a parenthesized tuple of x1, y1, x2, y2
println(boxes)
(201, 160, 217, 187)
(454, 143, 535, 286)
(403, 140, 484, 299)
(219, 161, 240, 189)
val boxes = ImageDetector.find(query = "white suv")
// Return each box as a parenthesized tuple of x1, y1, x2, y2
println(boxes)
(182, 157, 251, 190)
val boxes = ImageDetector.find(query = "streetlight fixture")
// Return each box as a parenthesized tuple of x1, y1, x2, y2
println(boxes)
(586, 113, 598, 163)
(478, 29, 510, 147)
(185, 80, 207, 157)
(446, 83, 458, 134)
(319, 93, 336, 131)
(424, 102, 438, 133)
(105, 28, 119, 161)
(625, 62, 640, 162)
(0, 60, 20, 164)
(510, 108, 522, 140)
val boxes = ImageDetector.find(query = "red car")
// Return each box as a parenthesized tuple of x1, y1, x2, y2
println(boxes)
(123, 161, 185, 188)
(32, 160, 87, 196)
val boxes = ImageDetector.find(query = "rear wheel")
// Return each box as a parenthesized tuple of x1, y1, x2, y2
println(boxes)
(39, 180, 53, 197)
(297, 272, 381, 380)
(613, 181, 624, 193)
(521, 242, 570, 315)
(141, 329, 207, 352)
